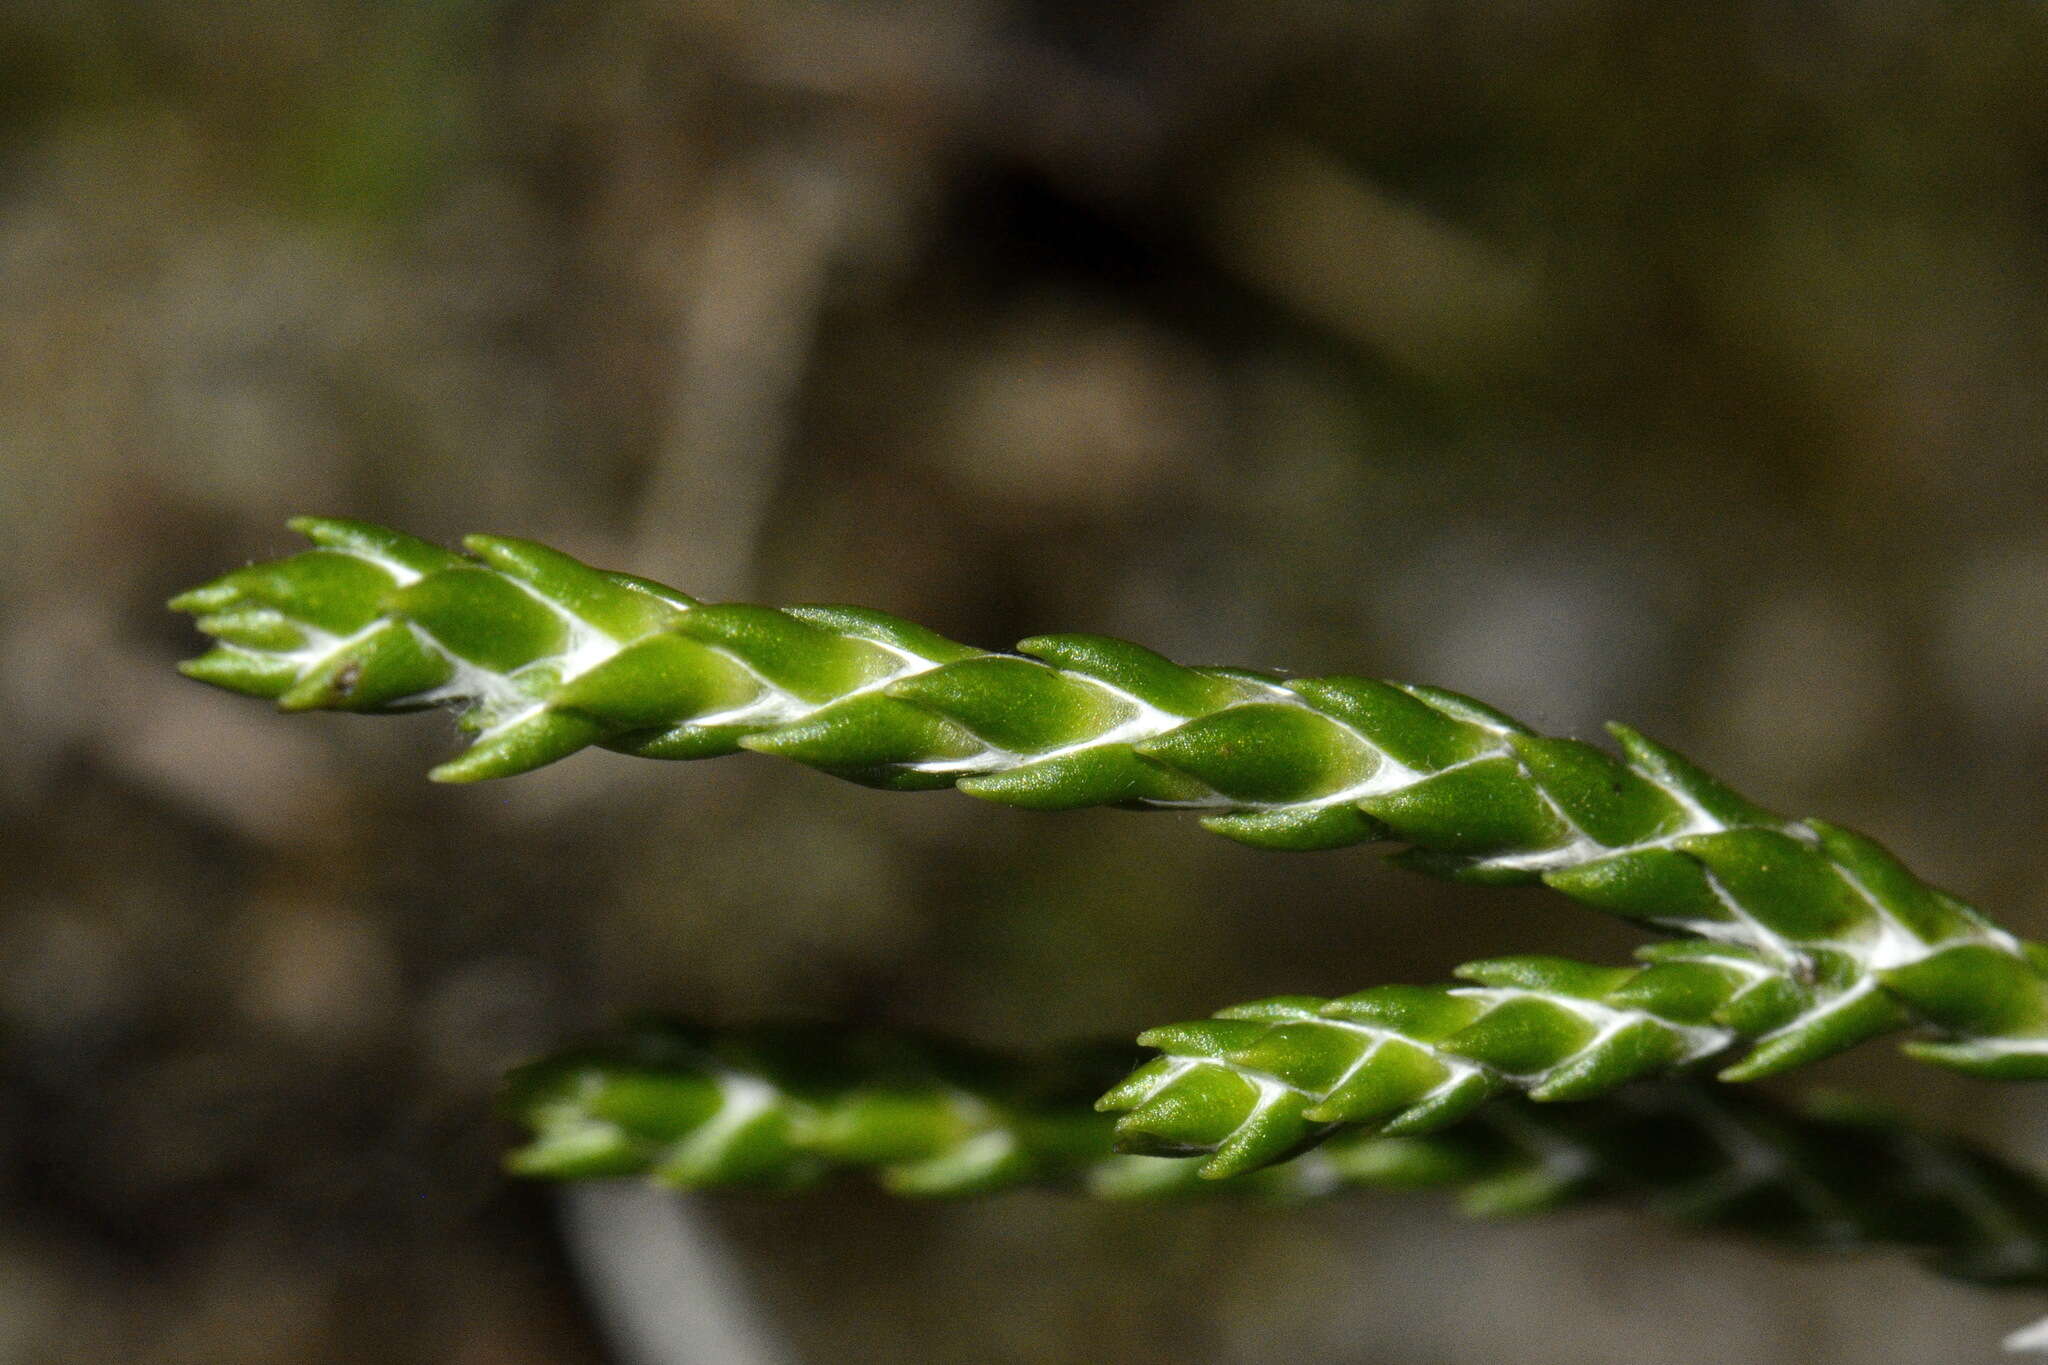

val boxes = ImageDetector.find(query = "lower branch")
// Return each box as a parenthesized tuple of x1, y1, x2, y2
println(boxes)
(504, 1021, 2048, 1290)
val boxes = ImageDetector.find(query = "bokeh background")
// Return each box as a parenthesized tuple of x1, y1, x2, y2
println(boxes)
(7, 2, 2048, 1361)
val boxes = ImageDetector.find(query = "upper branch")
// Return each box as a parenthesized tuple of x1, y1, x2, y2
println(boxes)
(172, 519, 2048, 1078)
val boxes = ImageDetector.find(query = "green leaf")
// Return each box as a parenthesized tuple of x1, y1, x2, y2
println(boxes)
(1136, 703, 1371, 803)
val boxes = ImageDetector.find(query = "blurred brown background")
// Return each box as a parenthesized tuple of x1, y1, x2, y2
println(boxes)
(6, 2, 2048, 1361)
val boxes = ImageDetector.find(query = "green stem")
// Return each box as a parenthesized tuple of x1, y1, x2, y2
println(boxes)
(1102, 948, 1823, 1177)
(506, 1022, 2048, 1291)
(172, 519, 2048, 1077)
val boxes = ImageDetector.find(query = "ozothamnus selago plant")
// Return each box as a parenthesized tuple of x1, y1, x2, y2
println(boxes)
(172, 519, 2048, 1185)
(506, 1020, 2048, 1291)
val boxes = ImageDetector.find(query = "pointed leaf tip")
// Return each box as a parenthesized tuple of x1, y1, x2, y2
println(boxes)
(176, 649, 299, 698)
(427, 755, 491, 784)
(168, 582, 239, 614)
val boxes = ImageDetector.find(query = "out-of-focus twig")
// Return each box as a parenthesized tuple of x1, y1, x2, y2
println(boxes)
(628, 156, 852, 598)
